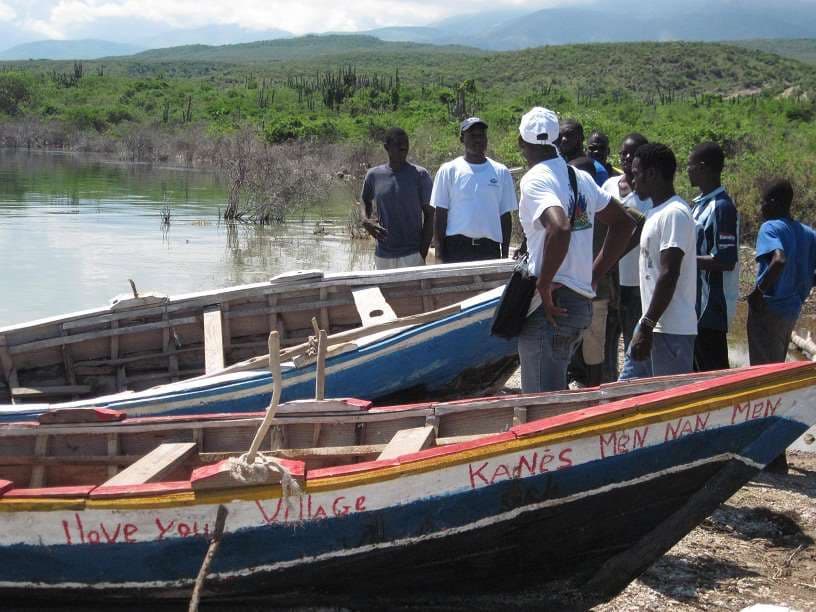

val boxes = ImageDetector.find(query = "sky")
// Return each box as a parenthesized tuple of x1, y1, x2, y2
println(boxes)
(0, 0, 590, 44)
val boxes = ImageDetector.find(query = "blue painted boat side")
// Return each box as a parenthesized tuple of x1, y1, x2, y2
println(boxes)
(0, 416, 805, 589)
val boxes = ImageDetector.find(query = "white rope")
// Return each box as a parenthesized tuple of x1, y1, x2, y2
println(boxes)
(226, 453, 303, 503)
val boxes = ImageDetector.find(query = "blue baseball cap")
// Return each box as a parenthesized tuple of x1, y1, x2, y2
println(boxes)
(460, 117, 488, 133)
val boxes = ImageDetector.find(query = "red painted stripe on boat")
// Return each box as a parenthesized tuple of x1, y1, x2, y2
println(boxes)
(89, 481, 193, 498)
(0, 480, 13, 495)
(3, 485, 95, 498)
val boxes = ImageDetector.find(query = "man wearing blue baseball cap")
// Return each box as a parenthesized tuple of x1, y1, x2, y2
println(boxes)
(430, 117, 518, 263)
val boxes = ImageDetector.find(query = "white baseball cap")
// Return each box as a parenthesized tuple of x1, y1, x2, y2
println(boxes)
(519, 107, 560, 146)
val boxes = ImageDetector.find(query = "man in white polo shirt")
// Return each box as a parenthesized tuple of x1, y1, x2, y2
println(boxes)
(620, 143, 698, 380)
(431, 117, 517, 262)
(516, 107, 636, 392)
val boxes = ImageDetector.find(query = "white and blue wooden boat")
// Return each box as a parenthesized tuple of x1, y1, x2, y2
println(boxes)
(0, 362, 813, 606)
(0, 287, 517, 422)
(0, 260, 514, 405)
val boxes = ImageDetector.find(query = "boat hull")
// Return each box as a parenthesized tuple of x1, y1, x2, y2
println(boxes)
(0, 363, 813, 605)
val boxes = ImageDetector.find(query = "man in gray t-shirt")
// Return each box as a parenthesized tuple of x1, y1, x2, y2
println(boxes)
(360, 128, 434, 269)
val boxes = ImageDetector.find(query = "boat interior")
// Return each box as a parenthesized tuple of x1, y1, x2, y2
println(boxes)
(0, 372, 721, 493)
(0, 262, 512, 404)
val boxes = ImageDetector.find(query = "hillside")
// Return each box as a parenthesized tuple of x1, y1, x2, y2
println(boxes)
(0, 39, 144, 60)
(128, 34, 486, 63)
(734, 39, 816, 65)
(84, 38, 816, 97)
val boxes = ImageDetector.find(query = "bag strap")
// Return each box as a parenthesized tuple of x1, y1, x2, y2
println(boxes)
(567, 165, 579, 225)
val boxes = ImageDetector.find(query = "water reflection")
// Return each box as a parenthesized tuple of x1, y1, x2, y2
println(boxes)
(0, 150, 373, 324)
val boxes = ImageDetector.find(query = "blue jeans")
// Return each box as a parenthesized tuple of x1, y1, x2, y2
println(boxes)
(619, 328, 696, 380)
(518, 287, 593, 392)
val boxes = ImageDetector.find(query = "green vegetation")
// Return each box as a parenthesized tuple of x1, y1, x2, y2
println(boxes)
(1, 36, 815, 231)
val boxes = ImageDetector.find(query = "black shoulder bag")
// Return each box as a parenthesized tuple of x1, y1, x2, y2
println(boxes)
(490, 166, 579, 339)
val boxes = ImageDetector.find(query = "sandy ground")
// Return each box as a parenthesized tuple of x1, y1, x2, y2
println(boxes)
(598, 452, 816, 611)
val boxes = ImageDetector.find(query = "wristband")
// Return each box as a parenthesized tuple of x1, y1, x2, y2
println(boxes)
(640, 316, 657, 329)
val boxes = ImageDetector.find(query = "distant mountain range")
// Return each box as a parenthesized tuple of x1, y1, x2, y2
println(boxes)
(0, 39, 144, 60)
(2, 1, 816, 60)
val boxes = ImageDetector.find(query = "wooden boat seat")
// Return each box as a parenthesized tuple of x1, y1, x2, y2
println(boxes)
(377, 426, 436, 461)
(102, 442, 197, 487)
(352, 288, 398, 327)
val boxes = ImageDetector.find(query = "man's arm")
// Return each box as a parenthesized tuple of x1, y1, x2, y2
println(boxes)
(593, 197, 636, 285)
(500, 212, 512, 258)
(748, 249, 786, 312)
(537, 206, 572, 325)
(434, 208, 448, 262)
(359, 175, 387, 241)
(420, 202, 435, 260)
(630, 247, 684, 360)
(699, 200, 738, 271)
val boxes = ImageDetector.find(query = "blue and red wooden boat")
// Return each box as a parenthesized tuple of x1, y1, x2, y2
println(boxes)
(0, 362, 813, 606)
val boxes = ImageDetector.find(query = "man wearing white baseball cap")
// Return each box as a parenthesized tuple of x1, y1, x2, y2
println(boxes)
(516, 107, 636, 392)
(430, 117, 517, 262)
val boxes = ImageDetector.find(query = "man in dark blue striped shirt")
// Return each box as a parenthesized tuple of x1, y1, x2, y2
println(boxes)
(687, 142, 740, 371)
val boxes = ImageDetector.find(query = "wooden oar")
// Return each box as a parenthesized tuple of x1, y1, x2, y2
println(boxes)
(208, 301, 462, 377)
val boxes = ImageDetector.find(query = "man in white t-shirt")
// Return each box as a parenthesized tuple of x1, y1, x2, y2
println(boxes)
(431, 117, 518, 263)
(601, 133, 650, 378)
(516, 107, 636, 392)
(619, 143, 698, 380)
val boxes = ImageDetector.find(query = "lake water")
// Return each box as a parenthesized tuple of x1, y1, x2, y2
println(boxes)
(0, 149, 373, 325)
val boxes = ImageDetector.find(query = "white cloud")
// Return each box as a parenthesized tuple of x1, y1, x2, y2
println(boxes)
(0, 1, 16, 20)
(1, 0, 591, 39)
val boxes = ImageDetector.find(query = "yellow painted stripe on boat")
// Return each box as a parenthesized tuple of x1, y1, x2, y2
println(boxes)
(4, 368, 815, 511)
(0, 498, 86, 512)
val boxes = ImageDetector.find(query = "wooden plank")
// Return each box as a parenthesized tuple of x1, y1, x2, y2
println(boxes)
(351, 288, 398, 327)
(203, 307, 226, 375)
(102, 442, 197, 487)
(12, 385, 93, 398)
(0, 455, 140, 466)
(221, 302, 232, 365)
(29, 435, 48, 487)
(214, 302, 462, 377)
(38, 407, 125, 425)
(319, 288, 330, 331)
(0, 335, 19, 404)
(377, 426, 436, 461)
(420, 279, 433, 312)
(9, 316, 200, 354)
(106, 433, 120, 478)
(199, 444, 385, 463)
(59, 325, 78, 399)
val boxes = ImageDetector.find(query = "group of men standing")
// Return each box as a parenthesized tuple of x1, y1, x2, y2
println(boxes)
(359, 108, 816, 396)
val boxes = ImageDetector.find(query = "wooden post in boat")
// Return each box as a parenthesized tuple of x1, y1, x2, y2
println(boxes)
(315, 329, 327, 401)
(246, 332, 281, 464)
(188, 504, 228, 612)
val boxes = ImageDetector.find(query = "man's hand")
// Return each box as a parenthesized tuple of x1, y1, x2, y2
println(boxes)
(629, 325, 653, 361)
(537, 281, 567, 326)
(746, 286, 765, 313)
(362, 219, 387, 241)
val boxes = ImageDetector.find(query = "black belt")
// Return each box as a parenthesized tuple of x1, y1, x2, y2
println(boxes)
(446, 235, 499, 247)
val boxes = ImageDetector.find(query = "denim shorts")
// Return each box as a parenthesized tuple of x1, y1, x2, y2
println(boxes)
(518, 287, 592, 393)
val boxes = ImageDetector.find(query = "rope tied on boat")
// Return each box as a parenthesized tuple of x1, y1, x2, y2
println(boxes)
(226, 452, 303, 500)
